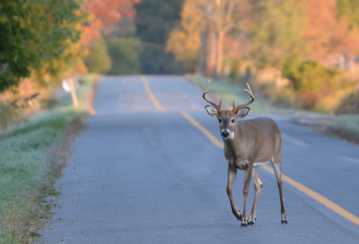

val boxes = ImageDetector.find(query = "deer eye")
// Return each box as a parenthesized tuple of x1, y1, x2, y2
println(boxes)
(218, 118, 223, 123)
(231, 118, 235, 123)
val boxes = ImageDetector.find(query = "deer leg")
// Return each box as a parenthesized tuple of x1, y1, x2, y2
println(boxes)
(226, 165, 241, 220)
(270, 156, 288, 224)
(241, 165, 253, 227)
(248, 167, 263, 226)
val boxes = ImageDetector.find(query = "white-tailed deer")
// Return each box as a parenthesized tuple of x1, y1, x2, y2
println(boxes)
(203, 81, 287, 227)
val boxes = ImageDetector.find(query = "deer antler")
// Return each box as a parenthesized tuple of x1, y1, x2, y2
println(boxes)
(203, 80, 222, 112)
(232, 83, 255, 114)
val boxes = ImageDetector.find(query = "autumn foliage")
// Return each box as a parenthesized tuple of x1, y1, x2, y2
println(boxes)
(304, 0, 359, 60)
(166, 0, 359, 112)
(82, 0, 141, 45)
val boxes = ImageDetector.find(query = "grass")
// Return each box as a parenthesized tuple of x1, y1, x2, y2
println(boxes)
(188, 74, 359, 145)
(0, 74, 98, 243)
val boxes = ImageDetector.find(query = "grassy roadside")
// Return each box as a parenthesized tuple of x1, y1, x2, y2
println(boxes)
(0, 74, 99, 243)
(187, 74, 359, 145)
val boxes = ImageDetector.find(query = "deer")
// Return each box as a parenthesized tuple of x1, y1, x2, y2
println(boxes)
(203, 80, 287, 227)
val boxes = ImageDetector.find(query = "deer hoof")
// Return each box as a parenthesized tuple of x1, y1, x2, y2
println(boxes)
(241, 223, 248, 227)
(281, 213, 287, 224)
(248, 216, 256, 225)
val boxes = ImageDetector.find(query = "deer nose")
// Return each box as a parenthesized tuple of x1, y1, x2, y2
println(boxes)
(221, 130, 230, 138)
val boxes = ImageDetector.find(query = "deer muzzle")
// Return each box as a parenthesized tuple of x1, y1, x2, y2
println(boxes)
(221, 129, 230, 138)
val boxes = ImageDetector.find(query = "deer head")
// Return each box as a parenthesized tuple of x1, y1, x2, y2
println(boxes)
(203, 80, 254, 139)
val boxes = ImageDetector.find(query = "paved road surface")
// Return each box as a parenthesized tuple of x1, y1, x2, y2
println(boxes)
(41, 76, 359, 243)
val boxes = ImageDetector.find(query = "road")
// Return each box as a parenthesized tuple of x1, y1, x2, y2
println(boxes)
(41, 75, 359, 243)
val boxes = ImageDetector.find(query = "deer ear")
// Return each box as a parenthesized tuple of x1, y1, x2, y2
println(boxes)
(236, 107, 250, 118)
(205, 105, 218, 117)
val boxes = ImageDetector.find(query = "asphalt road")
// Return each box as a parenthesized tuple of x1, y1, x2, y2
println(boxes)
(41, 75, 359, 243)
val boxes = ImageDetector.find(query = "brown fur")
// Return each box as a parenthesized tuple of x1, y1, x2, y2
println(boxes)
(203, 82, 287, 225)
(206, 109, 287, 226)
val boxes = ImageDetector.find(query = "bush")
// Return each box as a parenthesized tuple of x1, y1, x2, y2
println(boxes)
(107, 38, 141, 75)
(0, 102, 24, 131)
(282, 59, 342, 112)
(336, 91, 359, 114)
(84, 38, 112, 74)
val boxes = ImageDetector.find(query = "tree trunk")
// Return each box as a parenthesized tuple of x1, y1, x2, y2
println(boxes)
(206, 30, 217, 77)
(214, 31, 224, 79)
(198, 12, 209, 75)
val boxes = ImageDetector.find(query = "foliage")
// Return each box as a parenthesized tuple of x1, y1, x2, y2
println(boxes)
(337, 0, 359, 30)
(249, 0, 309, 68)
(166, 1, 201, 72)
(305, 0, 359, 59)
(107, 38, 141, 75)
(135, 0, 183, 44)
(82, 0, 141, 45)
(139, 48, 183, 74)
(0, 102, 24, 130)
(282, 59, 342, 111)
(84, 38, 112, 73)
(0, 0, 85, 92)
(336, 91, 359, 114)
(134, 0, 184, 74)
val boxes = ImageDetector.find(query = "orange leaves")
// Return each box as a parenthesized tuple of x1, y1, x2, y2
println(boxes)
(304, 0, 359, 59)
(81, 0, 141, 45)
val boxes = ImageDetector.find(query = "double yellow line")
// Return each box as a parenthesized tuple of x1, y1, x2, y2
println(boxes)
(140, 75, 359, 226)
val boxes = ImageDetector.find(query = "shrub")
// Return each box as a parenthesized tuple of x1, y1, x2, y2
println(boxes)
(0, 102, 24, 131)
(107, 38, 141, 75)
(282, 59, 342, 112)
(84, 38, 112, 74)
(336, 90, 359, 114)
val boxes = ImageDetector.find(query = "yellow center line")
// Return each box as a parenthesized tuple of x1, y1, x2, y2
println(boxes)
(140, 75, 166, 112)
(179, 111, 359, 226)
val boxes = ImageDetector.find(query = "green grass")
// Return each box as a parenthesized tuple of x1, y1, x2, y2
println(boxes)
(0, 110, 77, 243)
(0, 74, 98, 243)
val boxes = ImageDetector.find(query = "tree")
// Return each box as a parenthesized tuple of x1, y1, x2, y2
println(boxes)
(82, 0, 141, 45)
(249, 0, 308, 68)
(211, 0, 239, 78)
(167, 0, 247, 77)
(282, 59, 341, 111)
(337, 0, 359, 30)
(84, 38, 112, 73)
(304, 0, 359, 61)
(107, 38, 141, 75)
(0, 0, 85, 92)
(166, 1, 201, 72)
(134, 0, 184, 74)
